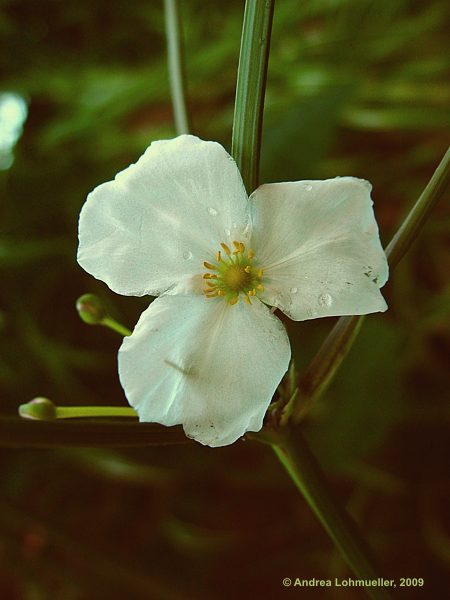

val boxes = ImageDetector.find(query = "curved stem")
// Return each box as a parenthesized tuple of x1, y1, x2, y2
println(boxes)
(272, 428, 394, 600)
(102, 316, 132, 337)
(164, 0, 190, 134)
(231, 0, 275, 193)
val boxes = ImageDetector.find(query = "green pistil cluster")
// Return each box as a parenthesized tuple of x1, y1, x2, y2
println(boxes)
(203, 241, 264, 305)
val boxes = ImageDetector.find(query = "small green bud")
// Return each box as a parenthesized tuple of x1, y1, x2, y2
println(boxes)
(19, 397, 57, 420)
(76, 293, 107, 325)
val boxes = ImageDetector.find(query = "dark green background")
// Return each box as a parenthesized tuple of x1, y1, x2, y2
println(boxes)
(1, 0, 449, 598)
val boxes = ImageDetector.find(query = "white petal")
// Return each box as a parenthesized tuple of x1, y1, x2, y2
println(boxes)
(118, 295, 291, 447)
(78, 135, 249, 297)
(250, 178, 388, 320)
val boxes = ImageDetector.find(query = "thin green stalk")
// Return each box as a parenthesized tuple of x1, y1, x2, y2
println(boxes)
(272, 428, 394, 600)
(292, 147, 450, 422)
(19, 397, 138, 421)
(164, 0, 190, 134)
(56, 406, 137, 419)
(102, 316, 132, 337)
(385, 146, 450, 267)
(231, 0, 275, 193)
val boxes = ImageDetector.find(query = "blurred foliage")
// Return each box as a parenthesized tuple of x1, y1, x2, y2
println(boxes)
(0, 0, 449, 598)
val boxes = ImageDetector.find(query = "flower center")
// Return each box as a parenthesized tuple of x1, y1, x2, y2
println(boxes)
(203, 241, 264, 306)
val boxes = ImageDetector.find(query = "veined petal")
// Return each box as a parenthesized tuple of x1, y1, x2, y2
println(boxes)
(78, 135, 249, 297)
(118, 295, 291, 447)
(250, 178, 388, 320)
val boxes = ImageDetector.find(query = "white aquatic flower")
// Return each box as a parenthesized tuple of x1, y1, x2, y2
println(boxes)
(77, 135, 388, 447)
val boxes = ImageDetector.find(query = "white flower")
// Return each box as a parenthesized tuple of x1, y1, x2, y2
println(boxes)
(77, 135, 388, 447)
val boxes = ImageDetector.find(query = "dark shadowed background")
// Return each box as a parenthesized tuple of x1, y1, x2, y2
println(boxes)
(1, 0, 449, 598)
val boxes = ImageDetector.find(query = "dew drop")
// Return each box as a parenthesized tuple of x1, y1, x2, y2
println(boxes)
(290, 287, 298, 294)
(304, 184, 313, 192)
(183, 250, 193, 260)
(207, 207, 218, 216)
(318, 292, 333, 307)
(224, 228, 231, 236)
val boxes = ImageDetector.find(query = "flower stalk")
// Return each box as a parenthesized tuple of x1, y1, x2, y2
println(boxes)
(231, 0, 275, 192)
(19, 397, 138, 421)
(272, 428, 394, 600)
(385, 146, 450, 268)
(164, 0, 190, 135)
(102, 317, 132, 337)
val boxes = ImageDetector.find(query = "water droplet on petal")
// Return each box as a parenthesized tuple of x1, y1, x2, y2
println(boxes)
(290, 287, 298, 294)
(183, 251, 193, 260)
(304, 184, 313, 191)
(207, 207, 218, 216)
(224, 228, 231, 236)
(318, 292, 333, 307)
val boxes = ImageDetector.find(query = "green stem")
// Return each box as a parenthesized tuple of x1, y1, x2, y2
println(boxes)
(164, 0, 190, 135)
(385, 146, 450, 268)
(56, 406, 137, 419)
(102, 316, 132, 337)
(231, 0, 275, 193)
(292, 147, 450, 422)
(272, 428, 394, 600)
(19, 397, 138, 421)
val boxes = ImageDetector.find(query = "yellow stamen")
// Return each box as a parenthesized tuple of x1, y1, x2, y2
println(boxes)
(202, 241, 265, 307)
(220, 243, 231, 256)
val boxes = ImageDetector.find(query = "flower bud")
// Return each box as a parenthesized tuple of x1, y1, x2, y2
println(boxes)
(19, 397, 57, 420)
(76, 293, 107, 325)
